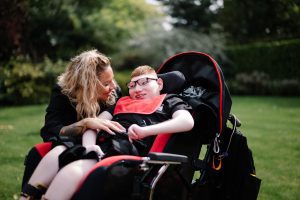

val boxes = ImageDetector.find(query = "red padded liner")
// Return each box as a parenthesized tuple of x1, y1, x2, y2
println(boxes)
(149, 133, 172, 152)
(77, 155, 143, 191)
(35, 142, 52, 157)
(114, 94, 166, 115)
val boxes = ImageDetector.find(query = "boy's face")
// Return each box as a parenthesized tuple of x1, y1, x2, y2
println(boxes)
(128, 73, 163, 100)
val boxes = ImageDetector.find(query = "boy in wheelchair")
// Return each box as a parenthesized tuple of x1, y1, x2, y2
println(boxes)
(21, 65, 194, 200)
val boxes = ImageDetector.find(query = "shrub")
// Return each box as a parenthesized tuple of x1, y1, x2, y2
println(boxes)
(223, 39, 300, 80)
(270, 79, 300, 96)
(114, 70, 131, 96)
(228, 71, 300, 96)
(0, 58, 65, 105)
(0, 59, 133, 105)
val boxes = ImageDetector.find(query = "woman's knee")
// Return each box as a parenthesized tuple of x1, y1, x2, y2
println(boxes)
(44, 145, 66, 158)
(55, 159, 97, 182)
(47, 160, 97, 191)
(51, 145, 67, 153)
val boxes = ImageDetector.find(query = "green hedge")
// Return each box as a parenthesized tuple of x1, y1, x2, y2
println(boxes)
(0, 58, 65, 105)
(0, 59, 131, 106)
(114, 70, 131, 96)
(227, 71, 300, 96)
(224, 39, 300, 80)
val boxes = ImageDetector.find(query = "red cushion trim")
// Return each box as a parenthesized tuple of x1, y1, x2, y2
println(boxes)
(86, 155, 142, 179)
(77, 155, 143, 192)
(35, 142, 52, 157)
(149, 133, 172, 152)
(210, 57, 223, 133)
(94, 155, 142, 169)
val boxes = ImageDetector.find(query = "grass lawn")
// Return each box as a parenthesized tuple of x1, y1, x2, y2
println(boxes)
(0, 96, 299, 199)
(230, 97, 300, 200)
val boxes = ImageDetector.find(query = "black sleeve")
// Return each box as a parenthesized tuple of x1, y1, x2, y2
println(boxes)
(163, 94, 192, 116)
(40, 85, 77, 141)
(104, 105, 116, 116)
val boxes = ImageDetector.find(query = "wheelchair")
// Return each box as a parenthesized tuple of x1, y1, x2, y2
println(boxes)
(22, 51, 261, 200)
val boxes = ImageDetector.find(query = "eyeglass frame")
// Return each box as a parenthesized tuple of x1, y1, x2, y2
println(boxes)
(126, 77, 158, 89)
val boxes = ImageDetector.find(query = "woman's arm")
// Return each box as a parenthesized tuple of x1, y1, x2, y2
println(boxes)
(128, 110, 194, 140)
(41, 85, 123, 140)
(60, 111, 121, 137)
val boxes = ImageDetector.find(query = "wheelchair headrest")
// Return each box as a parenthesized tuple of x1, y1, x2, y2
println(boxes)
(158, 71, 186, 94)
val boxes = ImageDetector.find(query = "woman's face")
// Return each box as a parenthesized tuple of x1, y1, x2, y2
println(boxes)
(98, 66, 116, 101)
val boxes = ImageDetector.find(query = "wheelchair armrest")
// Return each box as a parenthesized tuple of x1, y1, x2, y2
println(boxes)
(148, 152, 188, 163)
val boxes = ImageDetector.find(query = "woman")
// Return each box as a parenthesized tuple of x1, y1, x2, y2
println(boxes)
(20, 49, 125, 199)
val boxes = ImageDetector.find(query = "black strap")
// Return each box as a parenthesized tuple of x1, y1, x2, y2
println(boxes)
(21, 183, 47, 199)
(58, 145, 100, 169)
(99, 131, 141, 157)
(48, 135, 76, 148)
(194, 159, 211, 171)
(58, 145, 86, 169)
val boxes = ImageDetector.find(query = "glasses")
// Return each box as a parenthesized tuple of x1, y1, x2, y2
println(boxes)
(127, 77, 158, 89)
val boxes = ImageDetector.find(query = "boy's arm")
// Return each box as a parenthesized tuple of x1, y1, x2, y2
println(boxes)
(82, 129, 98, 146)
(82, 111, 114, 157)
(82, 129, 104, 157)
(82, 111, 113, 146)
(128, 110, 194, 140)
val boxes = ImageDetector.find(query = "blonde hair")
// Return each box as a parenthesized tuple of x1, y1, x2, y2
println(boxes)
(131, 65, 156, 78)
(58, 49, 116, 119)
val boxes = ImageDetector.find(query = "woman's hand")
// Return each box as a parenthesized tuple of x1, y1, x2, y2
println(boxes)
(60, 118, 125, 137)
(83, 118, 125, 135)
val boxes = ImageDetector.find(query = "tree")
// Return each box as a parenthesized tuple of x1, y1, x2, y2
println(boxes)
(218, 0, 300, 43)
(94, 0, 157, 54)
(157, 0, 220, 33)
(0, 0, 26, 61)
(114, 22, 226, 70)
(156, 0, 300, 43)
(0, 0, 157, 62)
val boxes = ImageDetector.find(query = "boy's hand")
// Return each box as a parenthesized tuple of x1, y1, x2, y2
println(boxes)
(127, 124, 147, 141)
(85, 145, 104, 158)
